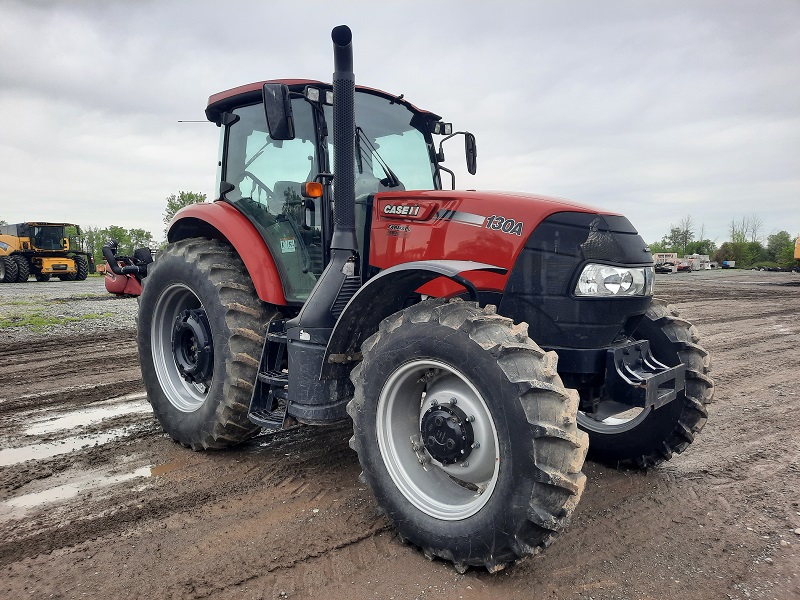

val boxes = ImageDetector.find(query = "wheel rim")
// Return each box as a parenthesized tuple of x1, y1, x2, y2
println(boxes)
(577, 405, 652, 434)
(376, 359, 500, 520)
(151, 283, 212, 412)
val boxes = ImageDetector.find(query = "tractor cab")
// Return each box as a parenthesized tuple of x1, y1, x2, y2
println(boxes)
(205, 81, 467, 303)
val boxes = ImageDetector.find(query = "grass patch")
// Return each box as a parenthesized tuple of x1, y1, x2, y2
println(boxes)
(0, 311, 114, 330)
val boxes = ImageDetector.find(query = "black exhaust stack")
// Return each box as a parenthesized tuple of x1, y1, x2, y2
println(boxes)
(330, 25, 358, 252)
(282, 25, 360, 423)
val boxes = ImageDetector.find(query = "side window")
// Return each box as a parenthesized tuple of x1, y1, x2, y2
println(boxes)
(222, 102, 322, 303)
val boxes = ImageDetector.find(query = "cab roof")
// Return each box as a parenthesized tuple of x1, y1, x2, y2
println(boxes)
(205, 79, 440, 125)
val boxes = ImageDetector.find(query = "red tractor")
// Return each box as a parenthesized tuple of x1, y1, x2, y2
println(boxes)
(137, 26, 714, 571)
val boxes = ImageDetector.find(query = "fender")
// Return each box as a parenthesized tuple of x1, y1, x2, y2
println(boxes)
(321, 260, 506, 379)
(168, 201, 287, 305)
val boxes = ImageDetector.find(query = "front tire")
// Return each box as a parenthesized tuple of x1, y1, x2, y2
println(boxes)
(138, 238, 275, 450)
(577, 299, 714, 467)
(349, 299, 588, 571)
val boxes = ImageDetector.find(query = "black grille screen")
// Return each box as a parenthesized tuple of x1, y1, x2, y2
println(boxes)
(498, 212, 653, 349)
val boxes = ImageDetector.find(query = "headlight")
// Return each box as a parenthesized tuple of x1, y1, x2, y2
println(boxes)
(575, 264, 654, 297)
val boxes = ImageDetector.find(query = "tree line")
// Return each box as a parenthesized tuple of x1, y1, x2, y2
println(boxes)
(4, 202, 797, 271)
(650, 214, 797, 268)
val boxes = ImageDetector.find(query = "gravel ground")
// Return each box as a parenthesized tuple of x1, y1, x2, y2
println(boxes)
(0, 276, 138, 342)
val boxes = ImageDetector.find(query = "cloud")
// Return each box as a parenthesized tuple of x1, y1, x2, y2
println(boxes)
(0, 0, 798, 247)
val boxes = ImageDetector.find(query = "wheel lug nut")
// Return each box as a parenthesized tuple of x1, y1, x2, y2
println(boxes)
(466, 415, 475, 422)
(460, 461, 469, 468)
(472, 441, 480, 449)
(449, 397, 457, 405)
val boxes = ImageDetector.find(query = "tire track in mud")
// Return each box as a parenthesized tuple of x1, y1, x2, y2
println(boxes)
(0, 331, 143, 413)
(0, 423, 367, 569)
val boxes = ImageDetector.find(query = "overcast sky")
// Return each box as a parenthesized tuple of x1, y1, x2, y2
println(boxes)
(1, 0, 798, 246)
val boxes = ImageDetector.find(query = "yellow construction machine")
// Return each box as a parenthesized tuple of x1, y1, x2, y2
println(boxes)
(0, 222, 91, 283)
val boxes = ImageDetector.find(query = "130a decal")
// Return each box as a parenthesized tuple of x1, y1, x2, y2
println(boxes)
(485, 215, 524, 236)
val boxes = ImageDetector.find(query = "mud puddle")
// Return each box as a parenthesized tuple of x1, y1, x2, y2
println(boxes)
(24, 392, 150, 436)
(0, 427, 142, 467)
(0, 465, 153, 521)
(0, 392, 153, 467)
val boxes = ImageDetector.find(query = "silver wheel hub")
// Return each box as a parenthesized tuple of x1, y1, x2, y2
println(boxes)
(151, 284, 211, 413)
(376, 359, 500, 520)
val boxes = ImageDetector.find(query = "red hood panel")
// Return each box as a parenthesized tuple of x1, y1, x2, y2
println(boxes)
(370, 189, 611, 296)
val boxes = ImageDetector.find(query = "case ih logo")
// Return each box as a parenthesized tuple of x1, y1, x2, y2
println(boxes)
(383, 204, 421, 216)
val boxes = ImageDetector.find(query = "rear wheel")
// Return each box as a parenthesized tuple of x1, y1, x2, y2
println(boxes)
(35, 273, 51, 282)
(138, 238, 275, 450)
(1, 256, 18, 283)
(577, 299, 714, 467)
(349, 299, 588, 571)
(74, 255, 88, 280)
(13, 256, 29, 282)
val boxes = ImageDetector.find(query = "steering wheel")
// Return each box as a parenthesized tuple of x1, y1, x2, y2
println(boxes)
(242, 171, 273, 201)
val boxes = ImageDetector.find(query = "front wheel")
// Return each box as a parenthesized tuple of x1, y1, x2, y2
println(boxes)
(138, 238, 276, 450)
(577, 299, 714, 467)
(348, 299, 588, 571)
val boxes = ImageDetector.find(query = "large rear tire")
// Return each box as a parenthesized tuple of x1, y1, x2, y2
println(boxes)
(1, 256, 18, 283)
(138, 238, 276, 450)
(348, 298, 588, 571)
(13, 256, 29, 282)
(577, 299, 714, 468)
(74, 255, 89, 280)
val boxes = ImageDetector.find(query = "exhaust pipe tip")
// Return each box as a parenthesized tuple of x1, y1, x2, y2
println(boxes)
(331, 25, 352, 47)
(332, 25, 353, 72)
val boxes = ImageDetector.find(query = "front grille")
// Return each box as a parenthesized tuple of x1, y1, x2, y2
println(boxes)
(498, 212, 652, 349)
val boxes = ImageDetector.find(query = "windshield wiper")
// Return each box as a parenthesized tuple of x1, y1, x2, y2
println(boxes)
(356, 126, 401, 188)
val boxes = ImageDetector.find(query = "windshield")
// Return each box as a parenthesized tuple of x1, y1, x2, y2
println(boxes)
(325, 91, 436, 193)
(33, 226, 66, 251)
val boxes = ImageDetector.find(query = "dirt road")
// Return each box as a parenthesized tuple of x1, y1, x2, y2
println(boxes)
(1, 271, 798, 599)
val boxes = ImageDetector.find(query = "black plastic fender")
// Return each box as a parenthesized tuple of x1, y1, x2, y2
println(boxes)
(321, 260, 506, 379)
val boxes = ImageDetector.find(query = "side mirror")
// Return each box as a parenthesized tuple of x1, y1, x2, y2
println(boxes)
(263, 83, 295, 140)
(465, 132, 477, 175)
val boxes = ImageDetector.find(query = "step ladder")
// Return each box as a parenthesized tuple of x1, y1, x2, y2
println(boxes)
(248, 320, 290, 430)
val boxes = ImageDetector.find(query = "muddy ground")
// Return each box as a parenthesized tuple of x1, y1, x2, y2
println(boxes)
(0, 270, 798, 600)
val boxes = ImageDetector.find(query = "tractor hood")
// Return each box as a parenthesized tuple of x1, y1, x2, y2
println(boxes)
(372, 188, 621, 232)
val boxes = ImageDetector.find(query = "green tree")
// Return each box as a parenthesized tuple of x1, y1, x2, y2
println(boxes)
(104, 225, 133, 256)
(685, 239, 717, 256)
(163, 191, 206, 231)
(648, 240, 671, 254)
(766, 230, 794, 265)
(129, 228, 154, 252)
